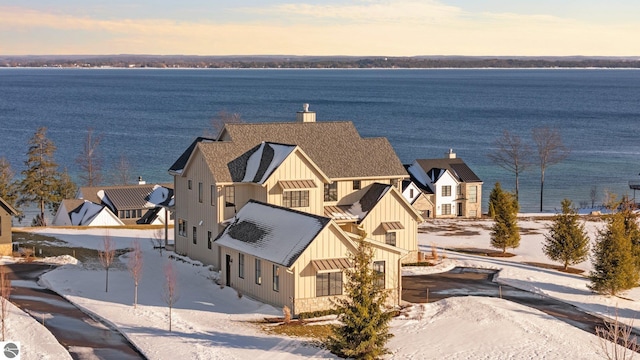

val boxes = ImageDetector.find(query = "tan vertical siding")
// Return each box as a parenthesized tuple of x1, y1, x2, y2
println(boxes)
(175, 149, 221, 267)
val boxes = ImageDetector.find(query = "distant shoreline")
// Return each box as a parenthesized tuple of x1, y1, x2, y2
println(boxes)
(2, 55, 640, 69)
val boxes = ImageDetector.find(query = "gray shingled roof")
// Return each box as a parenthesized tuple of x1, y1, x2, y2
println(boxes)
(414, 158, 482, 183)
(192, 121, 407, 182)
(215, 200, 332, 267)
(78, 183, 173, 212)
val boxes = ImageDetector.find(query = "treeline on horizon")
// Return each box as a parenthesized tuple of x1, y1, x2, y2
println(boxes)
(2, 55, 640, 69)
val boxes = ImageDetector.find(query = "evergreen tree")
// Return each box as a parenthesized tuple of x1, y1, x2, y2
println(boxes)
(50, 168, 78, 214)
(542, 199, 590, 270)
(489, 182, 520, 253)
(0, 157, 18, 208)
(589, 211, 639, 295)
(17, 127, 61, 226)
(617, 198, 640, 271)
(327, 237, 394, 359)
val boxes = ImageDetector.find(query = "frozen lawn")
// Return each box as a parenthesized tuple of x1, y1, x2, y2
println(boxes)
(3, 218, 636, 359)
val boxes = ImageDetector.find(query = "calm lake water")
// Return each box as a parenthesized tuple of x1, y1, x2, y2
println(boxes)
(1, 68, 640, 215)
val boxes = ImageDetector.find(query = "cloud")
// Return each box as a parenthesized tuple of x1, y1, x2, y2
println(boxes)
(1, 2, 639, 56)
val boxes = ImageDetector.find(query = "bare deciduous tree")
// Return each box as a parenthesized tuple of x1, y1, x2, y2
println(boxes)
(162, 262, 179, 332)
(99, 232, 116, 292)
(151, 228, 164, 257)
(591, 186, 599, 209)
(0, 266, 11, 341)
(128, 240, 143, 309)
(206, 110, 243, 138)
(532, 127, 570, 212)
(75, 128, 103, 187)
(596, 308, 638, 360)
(114, 154, 132, 185)
(488, 130, 532, 201)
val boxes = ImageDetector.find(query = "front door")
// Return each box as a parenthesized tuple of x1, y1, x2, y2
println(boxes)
(225, 254, 231, 286)
(457, 203, 463, 217)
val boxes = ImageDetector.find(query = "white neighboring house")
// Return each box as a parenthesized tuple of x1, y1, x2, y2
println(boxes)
(406, 149, 483, 218)
(52, 199, 124, 226)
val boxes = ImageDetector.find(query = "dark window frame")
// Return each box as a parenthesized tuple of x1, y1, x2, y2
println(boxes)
(324, 182, 338, 201)
(316, 271, 343, 297)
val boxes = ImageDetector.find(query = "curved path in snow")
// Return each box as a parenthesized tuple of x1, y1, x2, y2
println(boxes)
(5, 263, 146, 360)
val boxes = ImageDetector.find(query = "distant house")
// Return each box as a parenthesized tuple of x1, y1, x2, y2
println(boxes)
(169, 106, 423, 315)
(75, 181, 174, 225)
(0, 197, 19, 256)
(51, 199, 124, 227)
(402, 180, 435, 219)
(406, 149, 483, 218)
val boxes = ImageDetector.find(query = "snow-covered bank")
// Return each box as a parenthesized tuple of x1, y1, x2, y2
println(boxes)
(4, 222, 632, 359)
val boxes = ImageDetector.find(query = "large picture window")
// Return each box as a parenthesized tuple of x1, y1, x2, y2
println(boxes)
(316, 272, 343, 296)
(324, 182, 337, 201)
(283, 190, 309, 208)
(469, 186, 477, 203)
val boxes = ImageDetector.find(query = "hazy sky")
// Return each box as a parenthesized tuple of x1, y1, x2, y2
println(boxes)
(1, 0, 639, 56)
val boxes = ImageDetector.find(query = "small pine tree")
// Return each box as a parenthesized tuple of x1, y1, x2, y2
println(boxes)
(489, 182, 520, 253)
(589, 211, 639, 295)
(327, 237, 394, 359)
(617, 198, 640, 272)
(543, 199, 590, 270)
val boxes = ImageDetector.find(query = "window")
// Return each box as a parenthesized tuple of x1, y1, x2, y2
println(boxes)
(238, 254, 245, 279)
(207, 231, 212, 249)
(188, 179, 192, 190)
(192, 226, 197, 244)
(211, 185, 216, 206)
(225, 186, 235, 207)
(469, 186, 477, 203)
(316, 272, 343, 296)
(373, 261, 385, 288)
(273, 265, 280, 292)
(283, 190, 309, 208)
(255, 259, 262, 285)
(442, 185, 452, 197)
(457, 185, 463, 196)
(385, 232, 397, 247)
(178, 219, 187, 237)
(469, 210, 478, 218)
(353, 180, 361, 190)
(442, 204, 452, 215)
(198, 182, 203, 203)
(324, 182, 337, 201)
(409, 189, 414, 198)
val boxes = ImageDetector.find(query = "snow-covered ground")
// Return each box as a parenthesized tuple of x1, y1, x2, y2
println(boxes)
(2, 218, 636, 359)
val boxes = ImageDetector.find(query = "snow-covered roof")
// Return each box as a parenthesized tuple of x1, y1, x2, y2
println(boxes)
(68, 200, 122, 226)
(215, 200, 331, 267)
(228, 142, 296, 184)
(144, 185, 175, 208)
(323, 183, 391, 223)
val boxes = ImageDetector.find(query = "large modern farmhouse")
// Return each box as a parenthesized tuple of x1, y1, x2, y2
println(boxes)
(169, 106, 423, 315)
